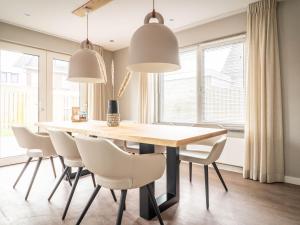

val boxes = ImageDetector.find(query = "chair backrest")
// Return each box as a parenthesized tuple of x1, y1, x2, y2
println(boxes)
(206, 136, 227, 164)
(12, 126, 35, 149)
(12, 126, 56, 156)
(48, 129, 81, 160)
(192, 123, 226, 146)
(75, 136, 133, 179)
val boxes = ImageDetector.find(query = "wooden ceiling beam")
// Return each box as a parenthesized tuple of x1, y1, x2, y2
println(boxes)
(72, 0, 112, 17)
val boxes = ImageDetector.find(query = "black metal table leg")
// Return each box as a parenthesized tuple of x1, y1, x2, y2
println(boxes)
(139, 143, 156, 219)
(139, 144, 180, 220)
(67, 168, 90, 179)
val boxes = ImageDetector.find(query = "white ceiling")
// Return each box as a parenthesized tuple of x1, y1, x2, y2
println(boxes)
(0, 0, 256, 51)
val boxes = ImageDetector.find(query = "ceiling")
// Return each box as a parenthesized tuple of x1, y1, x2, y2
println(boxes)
(0, 0, 257, 51)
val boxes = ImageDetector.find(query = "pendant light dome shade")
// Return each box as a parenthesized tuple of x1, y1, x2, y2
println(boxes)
(68, 40, 107, 83)
(68, 9, 107, 83)
(127, 11, 180, 73)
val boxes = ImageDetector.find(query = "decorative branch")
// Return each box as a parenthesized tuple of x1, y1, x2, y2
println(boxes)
(111, 60, 115, 99)
(117, 71, 132, 99)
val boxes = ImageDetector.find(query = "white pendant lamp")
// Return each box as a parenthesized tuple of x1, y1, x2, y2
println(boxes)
(127, 0, 180, 73)
(68, 9, 107, 83)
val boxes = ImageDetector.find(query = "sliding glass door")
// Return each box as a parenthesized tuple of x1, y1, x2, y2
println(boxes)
(0, 44, 82, 166)
(46, 52, 79, 121)
(0, 42, 46, 165)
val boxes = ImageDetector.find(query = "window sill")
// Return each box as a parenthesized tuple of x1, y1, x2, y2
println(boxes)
(155, 122, 244, 133)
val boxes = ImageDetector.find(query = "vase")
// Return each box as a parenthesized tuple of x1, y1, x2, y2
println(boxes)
(107, 100, 120, 127)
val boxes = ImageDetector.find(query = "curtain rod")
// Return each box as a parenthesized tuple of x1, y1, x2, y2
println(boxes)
(179, 32, 247, 49)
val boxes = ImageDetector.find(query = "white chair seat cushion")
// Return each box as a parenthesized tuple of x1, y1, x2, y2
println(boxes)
(27, 149, 43, 158)
(185, 144, 212, 151)
(180, 150, 210, 165)
(64, 158, 84, 167)
(96, 175, 133, 190)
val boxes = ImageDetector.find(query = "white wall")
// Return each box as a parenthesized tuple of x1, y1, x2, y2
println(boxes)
(277, 0, 300, 179)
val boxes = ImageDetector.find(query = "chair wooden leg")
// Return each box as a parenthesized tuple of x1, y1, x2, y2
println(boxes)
(110, 189, 117, 202)
(48, 166, 70, 201)
(212, 162, 228, 191)
(91, 172, 96, 187)
(116, 190, 127, 225)
(76, 185, 101, 225)
(204, 165, 209, 210)
(58, 156, 72, 186)
(13, 157, 32, 188)
(189, 162, 192, 182)
(25, 157, 42, 200)
(146, 184, 164, 225)
(62, 167, 83, 220)
(50, 156, 56, 178)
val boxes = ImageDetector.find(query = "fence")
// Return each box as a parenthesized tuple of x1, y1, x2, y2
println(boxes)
(0, 85, 38, 136)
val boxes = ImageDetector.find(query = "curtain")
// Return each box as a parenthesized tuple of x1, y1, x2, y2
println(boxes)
(243, 0, 284, 183)
(88, 46, 111, 120)
(138, 73, 156, 124)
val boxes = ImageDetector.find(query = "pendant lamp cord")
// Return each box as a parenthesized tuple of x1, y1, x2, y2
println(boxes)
(152, 0, 156, 18)
(86, 10, 89, 41)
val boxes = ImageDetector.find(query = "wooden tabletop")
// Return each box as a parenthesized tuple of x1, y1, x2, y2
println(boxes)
(36, 120, 227, 147)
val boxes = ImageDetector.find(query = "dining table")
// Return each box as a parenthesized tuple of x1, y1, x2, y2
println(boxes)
(36, 120, 227, 220)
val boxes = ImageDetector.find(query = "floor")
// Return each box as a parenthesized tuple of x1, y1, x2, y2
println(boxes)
(0, 136, 25, 158)
(0, 159, 299, 225)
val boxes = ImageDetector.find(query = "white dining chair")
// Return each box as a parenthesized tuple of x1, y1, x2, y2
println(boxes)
(12, 126, 57, 200)
(180, 133, 228, 209)
(183, 124, 226, 182)
(75, 136, 166, 225)
(47, 130, 117, 220)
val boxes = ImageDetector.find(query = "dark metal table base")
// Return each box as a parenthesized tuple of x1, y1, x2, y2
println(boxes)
(139, 143, 180, 220)
(68, 168, 91, 179)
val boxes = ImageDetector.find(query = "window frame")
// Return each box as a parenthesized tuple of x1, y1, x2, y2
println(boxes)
(157, 35, 246, 131)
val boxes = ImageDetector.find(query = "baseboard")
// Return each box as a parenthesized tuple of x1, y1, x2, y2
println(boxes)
(0, 155, 28, 167)
(215, 163, 243, 174)
(181, 161, 243, 174)
(284, 176, 300, 185)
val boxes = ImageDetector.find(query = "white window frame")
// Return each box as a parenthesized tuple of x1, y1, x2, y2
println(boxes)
(157, 35, 246, 130)
(0, 41, 46, 166)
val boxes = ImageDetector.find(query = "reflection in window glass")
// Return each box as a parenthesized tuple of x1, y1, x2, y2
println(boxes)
(0, 50, 38, 158)
(202, 42, 245, 124)
(52, 59, 79, 121)
(158, 37, 246, 126)
(160, 49, 197, 123)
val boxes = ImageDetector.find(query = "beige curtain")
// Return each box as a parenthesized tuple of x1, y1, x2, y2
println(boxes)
(243, 0, 284, 183)
(88, 46, 111, 120)
(138, 73, 155, 124)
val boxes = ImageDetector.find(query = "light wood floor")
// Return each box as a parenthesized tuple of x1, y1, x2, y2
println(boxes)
(0, 159, 299, 225)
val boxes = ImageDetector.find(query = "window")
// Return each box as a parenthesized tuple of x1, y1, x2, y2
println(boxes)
(10, 73, 19, 83)
(0, 72, 7, 83)
(52, 59, 80, 121)
(159, 48, 197, 123)
(158, 36, 245, 127)
(0, 47, 40, 160)
(0, 42, 82, 166)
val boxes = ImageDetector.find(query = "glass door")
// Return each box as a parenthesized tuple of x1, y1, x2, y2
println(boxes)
(46, 52, 80, 121)
(0, 42, 46, 166)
